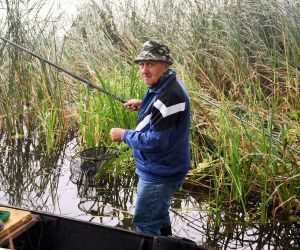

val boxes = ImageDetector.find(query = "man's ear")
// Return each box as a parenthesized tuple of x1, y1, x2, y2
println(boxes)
(163, 63, 170, 72)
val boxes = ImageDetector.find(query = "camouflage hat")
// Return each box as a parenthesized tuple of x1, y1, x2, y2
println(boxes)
(134, 40, 174, 65)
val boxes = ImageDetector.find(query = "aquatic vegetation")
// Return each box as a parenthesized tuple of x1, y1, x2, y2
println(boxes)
(0, 0, 299, 224)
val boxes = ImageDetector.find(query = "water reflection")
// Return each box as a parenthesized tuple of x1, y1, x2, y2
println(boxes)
(69, 155, 136, 228)
(68, 145, 137, 229)
(0, 132, 64, 209)
(74, 172, 137, 230)
(0, 134, 299, 249)
(202, 221, 300, 249)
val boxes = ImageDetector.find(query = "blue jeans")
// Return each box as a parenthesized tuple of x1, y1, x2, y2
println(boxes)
(133, 178, 183, 236)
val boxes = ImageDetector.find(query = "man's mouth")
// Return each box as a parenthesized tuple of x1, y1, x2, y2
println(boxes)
(143, 74, 151, 79)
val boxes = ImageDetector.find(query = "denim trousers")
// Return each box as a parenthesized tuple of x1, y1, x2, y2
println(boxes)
(133, 178, 183, 236)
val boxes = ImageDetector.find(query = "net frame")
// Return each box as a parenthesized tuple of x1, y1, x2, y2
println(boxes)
(78, 146, 120, 161)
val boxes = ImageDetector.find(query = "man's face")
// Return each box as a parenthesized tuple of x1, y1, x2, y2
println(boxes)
(138, 61, 169, 86)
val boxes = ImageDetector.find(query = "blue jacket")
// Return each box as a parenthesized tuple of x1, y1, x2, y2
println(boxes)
(122, 69, 190, 182)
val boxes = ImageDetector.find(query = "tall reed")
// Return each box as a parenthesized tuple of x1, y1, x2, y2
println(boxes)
(0, 0, 299, 224)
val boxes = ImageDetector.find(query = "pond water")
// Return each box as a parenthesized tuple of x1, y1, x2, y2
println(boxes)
(0, 135, 299, 249)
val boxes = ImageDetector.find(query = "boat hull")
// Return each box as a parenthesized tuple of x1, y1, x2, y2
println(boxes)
(0, 205, 206, 250)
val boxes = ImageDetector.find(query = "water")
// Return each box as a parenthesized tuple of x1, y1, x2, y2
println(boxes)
(0, 136, 300, 249)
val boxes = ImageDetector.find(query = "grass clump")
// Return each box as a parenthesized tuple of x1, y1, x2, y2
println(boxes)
(0, 0, 299, 225)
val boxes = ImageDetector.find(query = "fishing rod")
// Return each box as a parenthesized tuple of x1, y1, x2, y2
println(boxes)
(0, 36, 126, 104)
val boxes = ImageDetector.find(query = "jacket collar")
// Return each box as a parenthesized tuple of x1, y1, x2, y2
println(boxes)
(149, 69, 175, 93)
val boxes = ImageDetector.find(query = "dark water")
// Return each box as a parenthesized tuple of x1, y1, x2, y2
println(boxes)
(0, 135, 299, 249)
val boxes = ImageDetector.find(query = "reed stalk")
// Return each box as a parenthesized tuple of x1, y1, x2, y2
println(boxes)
(0, 0, 299, 224)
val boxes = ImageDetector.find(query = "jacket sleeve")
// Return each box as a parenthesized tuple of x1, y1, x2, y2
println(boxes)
(122, 127, 173, 152)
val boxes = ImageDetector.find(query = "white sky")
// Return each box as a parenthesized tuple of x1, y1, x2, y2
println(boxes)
(40, 0, 87, 18)
(0, 0, 90, 39)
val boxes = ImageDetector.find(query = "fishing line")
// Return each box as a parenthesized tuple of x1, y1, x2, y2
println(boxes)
(0, 35, 126, 104)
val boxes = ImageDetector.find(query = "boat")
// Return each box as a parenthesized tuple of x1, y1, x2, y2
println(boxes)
(0, 204, 207, 250)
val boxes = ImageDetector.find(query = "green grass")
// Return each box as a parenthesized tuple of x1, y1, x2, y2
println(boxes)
(0, 0, 299, 225)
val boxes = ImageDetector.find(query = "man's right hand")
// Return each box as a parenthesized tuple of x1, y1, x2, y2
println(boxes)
(110, 128, 125, 141)
(123, 99, 142, 111)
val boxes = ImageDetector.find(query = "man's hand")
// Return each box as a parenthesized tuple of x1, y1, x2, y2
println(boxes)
(123, 99, 142, 111)
(110, 128, 125, 141)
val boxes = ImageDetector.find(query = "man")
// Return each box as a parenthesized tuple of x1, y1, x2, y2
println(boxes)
(110, 40, 190, 236)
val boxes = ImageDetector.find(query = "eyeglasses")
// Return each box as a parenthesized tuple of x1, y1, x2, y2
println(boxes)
(138, 62, 155, 69)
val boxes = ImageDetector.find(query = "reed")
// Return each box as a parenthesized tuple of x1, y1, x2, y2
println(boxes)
(37, 102, 58, 153)
(0, 0, 299, 224)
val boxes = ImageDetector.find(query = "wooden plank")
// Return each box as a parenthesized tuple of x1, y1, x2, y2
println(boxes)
(0, 207, 32, 239)
(0, 215, 38, 247)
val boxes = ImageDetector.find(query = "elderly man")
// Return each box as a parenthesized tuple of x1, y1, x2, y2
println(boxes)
(110, 40, 190, 236)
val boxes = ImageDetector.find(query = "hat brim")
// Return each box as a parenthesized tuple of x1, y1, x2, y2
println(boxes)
(134, 57, 173, 65)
